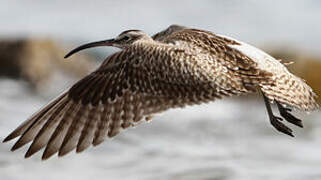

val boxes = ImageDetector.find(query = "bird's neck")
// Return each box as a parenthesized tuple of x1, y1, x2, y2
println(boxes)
(131, 38, 158, 47)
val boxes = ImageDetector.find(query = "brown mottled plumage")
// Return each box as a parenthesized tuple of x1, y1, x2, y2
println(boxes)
(3, 25, 319, 160)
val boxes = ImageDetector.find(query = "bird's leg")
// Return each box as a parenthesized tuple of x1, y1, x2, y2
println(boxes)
(276, 101, 303, 128)
(261, 92, 294, 137)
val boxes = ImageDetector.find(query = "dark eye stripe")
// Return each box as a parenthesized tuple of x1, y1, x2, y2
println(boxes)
(123, 36, 130, 41)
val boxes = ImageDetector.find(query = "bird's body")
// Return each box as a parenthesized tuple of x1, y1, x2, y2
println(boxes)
(3, 25, 318, 160)
(155, 26, 317, 111)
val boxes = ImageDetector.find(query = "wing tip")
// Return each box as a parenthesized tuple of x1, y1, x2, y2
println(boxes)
(10, 140, 26, 152)
(57, 142, 74, 157)
(3, 129, 23, 143)
(24, 144, 42, 159)
(41, 153, 54, 161)
(41, 147, 56, 160)
(24, 150, 34, 159)
(75, 148, 85, 154)
(3, 135, 14, 143)
(57, 150, 69, 157)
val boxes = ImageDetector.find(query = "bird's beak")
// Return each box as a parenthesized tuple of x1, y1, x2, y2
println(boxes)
(64, 38, 115, 58)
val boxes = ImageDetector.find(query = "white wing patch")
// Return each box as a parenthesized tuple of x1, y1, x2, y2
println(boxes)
(217, 34, 287, 73)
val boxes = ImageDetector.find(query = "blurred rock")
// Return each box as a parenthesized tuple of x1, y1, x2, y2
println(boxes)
(0, 38, 97, 91)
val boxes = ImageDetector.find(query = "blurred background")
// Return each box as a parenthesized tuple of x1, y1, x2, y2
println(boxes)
(0, 0, 321, 180)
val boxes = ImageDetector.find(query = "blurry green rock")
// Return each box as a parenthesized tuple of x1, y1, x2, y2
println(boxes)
(0, 38, 96, 90)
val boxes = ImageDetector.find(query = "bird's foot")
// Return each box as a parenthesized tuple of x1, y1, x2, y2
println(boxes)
(270, 115, 294, 137)
(276, 102, 303, 128)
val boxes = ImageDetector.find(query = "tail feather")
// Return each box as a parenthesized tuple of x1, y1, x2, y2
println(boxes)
(261, 73, 319, 111)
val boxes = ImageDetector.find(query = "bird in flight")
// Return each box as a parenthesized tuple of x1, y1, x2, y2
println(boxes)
(3, 25, 319, 160)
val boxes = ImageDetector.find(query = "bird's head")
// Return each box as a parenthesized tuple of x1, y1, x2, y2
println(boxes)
(64, 30, 151, 58)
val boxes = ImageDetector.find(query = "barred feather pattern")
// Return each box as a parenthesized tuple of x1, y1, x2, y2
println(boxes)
(260, 73, 318, 111)
(159, 27, 318, 111)
(3, 27, 318, 160)
(226, 35, 319, 111)
(4, 39, 254, 159)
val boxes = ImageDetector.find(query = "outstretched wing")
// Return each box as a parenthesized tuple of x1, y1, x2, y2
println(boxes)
(3, 43, 246, 160)
(158, 28, 273, 83)
(151, 24, 187, 41)
(159, 27, 318, 111)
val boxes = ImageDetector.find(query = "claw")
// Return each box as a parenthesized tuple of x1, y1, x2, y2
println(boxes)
(270, 116, 294, 137)
(261, 92, 295, 137)
(280, 110, 303, 128)
(276, 102, 303, 128)
(284, 107, 292, 112)
(275, 116, 283, 121)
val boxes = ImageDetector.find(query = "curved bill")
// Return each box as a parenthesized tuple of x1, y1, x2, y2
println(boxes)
(64, 39, 115, 58)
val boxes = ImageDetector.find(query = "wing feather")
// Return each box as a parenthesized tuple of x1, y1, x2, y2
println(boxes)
(25, 100, 73, 157)
(76, 105, 100, 153)
(92, 103, 112, 146)
(4, 40, 252, 159)
(11, 94, 69, 151)
(42, 102, 82, 160)
(157, 28, 273, 88)
(58, 104, 89, 157)
(3, 92, 68, 142)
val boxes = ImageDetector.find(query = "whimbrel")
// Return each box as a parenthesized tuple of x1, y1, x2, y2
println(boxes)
(3, 25, 319, 160)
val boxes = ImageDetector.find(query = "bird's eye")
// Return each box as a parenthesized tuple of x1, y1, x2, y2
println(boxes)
(122, 36, 130, 41)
